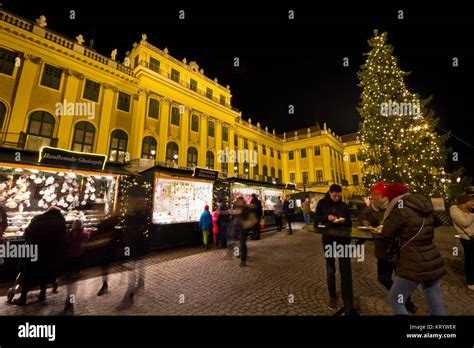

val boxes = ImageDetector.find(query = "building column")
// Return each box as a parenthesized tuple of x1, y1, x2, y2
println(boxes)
(129, 88, 148, 160)
(215, 119, 223, 172)
(228, 126, 235, 176)
(178, 105, 190, 167)
(282, 150, 289, 183)
(157, 97, 171, 162)
(322, 145, 332, 184)
(7, 55, 42, 143)
(295, 149, 301, 183)
(56, 70, 82, 150)
(249, 140, 256, 178)
(308, 146, 315, 183)
(96, 85, 117, 156)
(198, 114, 208, 167)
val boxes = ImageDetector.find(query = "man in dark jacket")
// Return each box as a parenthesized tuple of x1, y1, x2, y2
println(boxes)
(314, 184, 351, 311)
(250, 194, 263, 240)
(216, 200, 231, 248)
(13, 206, 67, 305)
(360, 183, 420, 314)
(383, 184, 446, 315)
(283, 197, 294, 235)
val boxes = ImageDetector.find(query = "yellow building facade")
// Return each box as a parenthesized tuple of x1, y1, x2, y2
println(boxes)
(0, 9, 365, 197)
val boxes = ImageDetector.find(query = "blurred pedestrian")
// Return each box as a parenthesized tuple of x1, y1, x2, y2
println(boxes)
(274, 196, 283, 232)
(250, 193, 263, 240)
(283, 196, 294, 235)
(217, 200, 231, 248)
(449, 193, 474, 290)
(63, 219, 90, 313)
(212, 208, 219, 247)
(13, 206, 66, 306)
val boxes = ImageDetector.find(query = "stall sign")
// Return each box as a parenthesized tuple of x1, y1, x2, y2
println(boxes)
(193, 167, 218, 181)
(39, 147, 106, 171)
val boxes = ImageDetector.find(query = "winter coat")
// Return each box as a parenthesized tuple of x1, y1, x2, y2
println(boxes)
(301, 201, 312, 214)
(199, 210, 213, 231)
(382, 194, 445, 283)
(212, 211, 219, 234)
(274, 200, 283, 216)
(21, 209, 67, 286)
(66, 227, 90, 258)
(449, 205, 474, 240)
(250, 197, 263, 218)
(283, 200, 294, 216)
(314, 193, 352, 228)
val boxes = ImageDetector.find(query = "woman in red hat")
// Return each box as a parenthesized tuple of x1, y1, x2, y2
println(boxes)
(382, 183, 446, 315)
(360, 183, 420, 314)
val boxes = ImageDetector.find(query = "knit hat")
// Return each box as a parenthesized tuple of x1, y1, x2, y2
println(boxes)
(456, 193, 474, 205)
(370, 182, 388, 197)
(385, 183, 408, 201)
(204, 205, 209, 211)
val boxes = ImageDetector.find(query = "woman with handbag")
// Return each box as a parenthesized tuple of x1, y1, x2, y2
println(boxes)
(449, 194, 474, 290)
(382, 184, 446, 315)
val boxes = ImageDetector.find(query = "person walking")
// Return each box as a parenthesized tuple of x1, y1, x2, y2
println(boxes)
(359, 183, 421, 314)
(217, 200, 231, 248)
(250, 193, 263, 240)
(301, 197, 312, 225)
(199, 205, 213, 250)
(274, 196, 283, 232)
(212, 209, 219, 248)
(283, 196, 294, 235)
(449, 193, 474, 290)
(314, 184, 352, 311)
(13, 206, 67, 306)
(64, 219, 90, 313)
(383, 184, 446, 315)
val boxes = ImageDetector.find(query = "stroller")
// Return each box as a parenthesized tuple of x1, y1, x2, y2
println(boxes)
(6, 258, 60, 304)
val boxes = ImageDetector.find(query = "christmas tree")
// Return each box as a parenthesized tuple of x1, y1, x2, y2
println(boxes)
(357, 30, 450, 198)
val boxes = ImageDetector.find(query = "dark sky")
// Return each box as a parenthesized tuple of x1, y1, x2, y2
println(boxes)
(2, 1, 473, 175)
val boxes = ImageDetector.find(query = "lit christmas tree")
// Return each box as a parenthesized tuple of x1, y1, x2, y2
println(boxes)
(357, 30, 450, 198)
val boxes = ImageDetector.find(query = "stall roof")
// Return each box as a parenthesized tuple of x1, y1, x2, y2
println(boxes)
(223, 176, 287, 190)
(138, 165, 194, 178)
(0, 148, 133, 176)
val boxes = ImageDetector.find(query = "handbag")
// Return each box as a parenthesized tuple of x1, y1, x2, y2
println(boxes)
(453, 220, 474, 240)
(259, 217, 265, 229)
(387, 218, 426, 264)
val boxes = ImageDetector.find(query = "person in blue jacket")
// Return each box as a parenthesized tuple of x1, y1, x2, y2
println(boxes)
(199, 205, 213, 250)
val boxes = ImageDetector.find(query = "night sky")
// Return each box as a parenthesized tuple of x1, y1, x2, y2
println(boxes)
(2, 1, 473, 175)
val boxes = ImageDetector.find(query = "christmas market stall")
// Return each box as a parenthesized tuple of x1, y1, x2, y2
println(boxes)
(134, 165, 218, 251)
(0, 147, 129, 281)
(224, 177, 287, 230)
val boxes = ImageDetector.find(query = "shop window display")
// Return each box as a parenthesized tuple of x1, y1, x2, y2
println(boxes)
(0, 166, 117, 239)
(152, 177, 213, 224)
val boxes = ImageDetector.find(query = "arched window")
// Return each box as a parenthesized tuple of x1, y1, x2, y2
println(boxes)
(166, 142, 179, 162)
(271, 167, 276, 177)
(27, 111, 55, 138)
(72, 121, 95, 153)
(108, 130, 128, 162)
(187, 147, 198, 167)
(206, 151, 214, 169)
(263, 165, 268, 177)
(142, 136, 157, 159)
(278, 169, 282, 179)
(253, 164, 259, 178)
(0, 102, 6, 131)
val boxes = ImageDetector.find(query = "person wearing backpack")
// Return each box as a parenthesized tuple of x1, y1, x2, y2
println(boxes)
(383, 184, 446, 315)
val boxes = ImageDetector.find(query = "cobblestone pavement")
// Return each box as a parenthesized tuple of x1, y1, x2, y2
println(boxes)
(0, 224, 472, 316)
